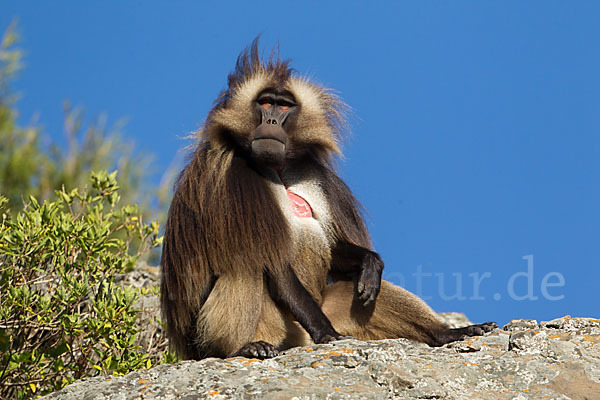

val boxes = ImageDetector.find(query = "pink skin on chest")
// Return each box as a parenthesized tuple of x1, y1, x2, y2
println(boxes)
(286, 190, 313, 218)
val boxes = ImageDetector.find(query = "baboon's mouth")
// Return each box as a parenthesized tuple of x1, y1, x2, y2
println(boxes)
(251, 138, 286, 167)
(252, 137, 285, 146)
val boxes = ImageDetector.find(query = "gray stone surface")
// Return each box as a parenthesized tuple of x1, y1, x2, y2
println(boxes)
(116, 263, 168, 356)
(43, 315, 600, 400)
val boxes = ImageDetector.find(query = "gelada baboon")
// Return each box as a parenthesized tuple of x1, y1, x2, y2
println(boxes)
(161, 40, 496, 360)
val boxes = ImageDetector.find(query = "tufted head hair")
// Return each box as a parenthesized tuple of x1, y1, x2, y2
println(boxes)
(201, 38, 348, 162)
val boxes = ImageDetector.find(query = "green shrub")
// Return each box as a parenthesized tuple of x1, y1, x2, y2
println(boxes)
(0, 171, 163, 399)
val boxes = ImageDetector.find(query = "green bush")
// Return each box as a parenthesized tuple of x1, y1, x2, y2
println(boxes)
(0, 171, 164, 399)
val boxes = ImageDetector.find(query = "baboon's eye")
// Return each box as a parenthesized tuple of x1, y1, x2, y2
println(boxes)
(278, 100, 295, 112)
(258, 96, 274, 110)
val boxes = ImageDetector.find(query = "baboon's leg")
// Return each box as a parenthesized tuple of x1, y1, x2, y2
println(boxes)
(251, 280, 312, 353)
(196, 273, 264, 357)
(322, 280, 495, 346)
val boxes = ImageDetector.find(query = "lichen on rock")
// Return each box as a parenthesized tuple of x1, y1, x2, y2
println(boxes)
(42, 315, 600, 399)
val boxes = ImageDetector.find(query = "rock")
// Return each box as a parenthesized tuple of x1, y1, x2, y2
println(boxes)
(503, 319, 539, 332)
(437, 311, 474, 328)
(115, 263, 169, 358)
(43, 316, 600, 400)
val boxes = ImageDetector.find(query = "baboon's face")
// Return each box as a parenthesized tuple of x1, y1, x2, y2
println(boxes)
(249, 87, 298, 169)
(207, 72, 343, 165)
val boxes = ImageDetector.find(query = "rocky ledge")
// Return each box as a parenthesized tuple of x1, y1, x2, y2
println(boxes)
(44, 315, 600, 399)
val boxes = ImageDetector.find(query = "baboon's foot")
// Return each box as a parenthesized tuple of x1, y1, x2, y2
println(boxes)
(434, 321, 497, 346)
(232, 341, 279, 359)
(314, 333, 355, 344)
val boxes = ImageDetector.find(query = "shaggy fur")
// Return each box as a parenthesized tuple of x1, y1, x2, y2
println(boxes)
(161, 40, 496, 360)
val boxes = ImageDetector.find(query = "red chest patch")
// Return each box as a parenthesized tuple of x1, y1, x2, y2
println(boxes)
(286, 190, 313, 218)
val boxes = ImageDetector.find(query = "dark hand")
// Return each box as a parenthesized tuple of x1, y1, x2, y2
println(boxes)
(313, 332, 355, 344)
(232, 341, 279, 359)
(357, 251, 383, 306)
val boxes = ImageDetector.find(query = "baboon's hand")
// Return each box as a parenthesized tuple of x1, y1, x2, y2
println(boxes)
(357, 251, 383, 306)
(314, 333, 355, 344)
(232, 341, 279, 359)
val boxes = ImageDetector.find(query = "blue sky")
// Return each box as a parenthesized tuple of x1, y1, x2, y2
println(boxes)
(2, 2, 599, 327)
